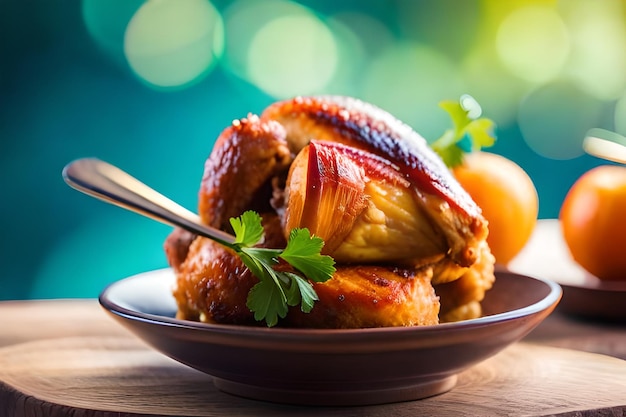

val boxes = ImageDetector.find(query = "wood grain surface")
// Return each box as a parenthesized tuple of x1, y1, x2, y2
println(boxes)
(1, 300, 625, 417)
(1, 336, 625, 417)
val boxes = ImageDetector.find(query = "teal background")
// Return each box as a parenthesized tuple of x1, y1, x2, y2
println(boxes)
(1, 0, 620, 300)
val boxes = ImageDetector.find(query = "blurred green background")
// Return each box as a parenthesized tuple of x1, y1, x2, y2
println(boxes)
(2, 0, 624, 300)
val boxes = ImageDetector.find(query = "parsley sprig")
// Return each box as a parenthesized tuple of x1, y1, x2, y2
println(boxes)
(431, 94, 497, 168)
(228, 211, 336, 327)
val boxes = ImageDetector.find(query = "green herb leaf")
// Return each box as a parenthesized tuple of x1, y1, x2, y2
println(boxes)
(229, 211, 336, 327)
(440, 100, 471, 139)
(280, 228, 336, 283)
(230, 210, 264, 247)
(431, 95, 497, 168)
(432, 130, 464, 168)
(247, 279, 288, 327)
(288, 273, 319, 313)
(465, 118, 496, 150)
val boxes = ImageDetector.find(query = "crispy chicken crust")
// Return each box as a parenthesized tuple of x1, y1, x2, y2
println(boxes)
(263, 96, 488, 272)
(198, 114, 291, 231)
(287, 266, 439, 328)
(165, 96, 495, 328)
(435, 241, 496, 322)
(173, 215, 439, 328)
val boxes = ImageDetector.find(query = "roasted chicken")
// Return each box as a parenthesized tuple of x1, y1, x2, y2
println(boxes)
(165, 96, 495, 328)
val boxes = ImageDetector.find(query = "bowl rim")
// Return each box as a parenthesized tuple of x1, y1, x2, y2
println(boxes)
(99, 267, 562, 345)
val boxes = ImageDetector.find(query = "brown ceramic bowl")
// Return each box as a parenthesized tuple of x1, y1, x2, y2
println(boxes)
(99, 268, 561, 406)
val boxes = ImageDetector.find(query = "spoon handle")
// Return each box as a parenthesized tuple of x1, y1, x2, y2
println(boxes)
(62, 158, 236, 246)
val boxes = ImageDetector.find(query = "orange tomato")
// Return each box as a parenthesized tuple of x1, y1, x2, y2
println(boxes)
(560, 165, 626, 281)
(453, 152, 539, 265)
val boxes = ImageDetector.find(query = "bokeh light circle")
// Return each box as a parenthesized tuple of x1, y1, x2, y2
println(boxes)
(222, 0, 309, 81)
(82, 0, 144, 67)
(461, 45, 530, 127)
(124, 0, 224, 89)
(396, 0, 480, 60)
(496, 5, 570, 84)
(361, 42, 464, 141)
(327, 11, 394, 59)
(246, 13, 339, 98)
(323, 12, 394, 97)
(518, 82, 604, 160)
(32, 215, 169, 299)
(560, 0, 626, 100)
(614, 92, 626, 136)
(323, 16, 367, 96)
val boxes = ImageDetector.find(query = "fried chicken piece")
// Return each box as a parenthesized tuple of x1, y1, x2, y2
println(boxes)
(285, 266, 439, 328)
(173, 214, 287, 324)
(439, 301, 482, 323)
(166, 96, 495, 328)
(283, 140, 448, 266)
(165, 114, 291, 271)
(263, 96, 489, 281)
(173, 237, 254, 324)
(174, 214, 439, 328)
(435, 241, 496, 322)
(164, 228, 197, 272)
(198, 114, 292, 231)
(263, 96, 479, 218)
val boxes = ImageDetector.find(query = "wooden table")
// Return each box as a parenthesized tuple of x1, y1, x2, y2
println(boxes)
(0, 299, 625, 417)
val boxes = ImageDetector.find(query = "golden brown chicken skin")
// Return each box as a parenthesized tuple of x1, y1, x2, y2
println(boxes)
(263, 96, 478, 218)
(173, 214, 439, 328)
(165, 114, 291, 272)
(263, 96, 489, 276)
(198, 114, 292, 231)
(434, 240, 496, 322)
(286, 266, 439, 328)
(173, 214, 286, 324)
(165, 96, 496, 328)
(175, 241, 440, 328)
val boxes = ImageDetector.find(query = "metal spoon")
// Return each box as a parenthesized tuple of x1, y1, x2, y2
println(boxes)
(62, 158, 236, 246)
